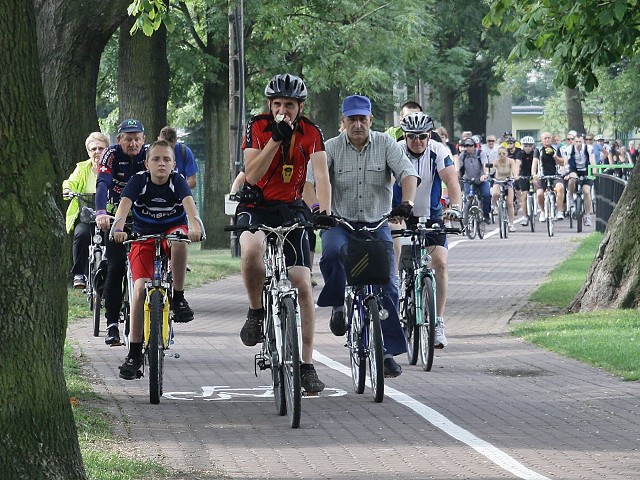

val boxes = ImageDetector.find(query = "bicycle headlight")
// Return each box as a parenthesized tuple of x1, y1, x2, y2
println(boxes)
(379, 308, 389, 320)
(420, 253, 432, 267)
(277, 279, 292, 292)
(93, 234, 103, 245)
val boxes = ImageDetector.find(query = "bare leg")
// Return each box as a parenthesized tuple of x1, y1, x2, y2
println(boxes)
(430, 246, 448, 318)
(289, 265, 314, 364)
(239, 231, 266, 309)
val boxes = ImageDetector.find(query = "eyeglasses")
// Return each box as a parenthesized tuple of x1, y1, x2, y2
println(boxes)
(567, 137, 575, 141)
(89, 146, 105, 152)
(507, 141, 514, 144)
(406, 133, 429, 140)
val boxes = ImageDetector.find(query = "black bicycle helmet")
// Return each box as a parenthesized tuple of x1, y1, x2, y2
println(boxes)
(400, 112, 434, 133)
(264, 73, 308, 100)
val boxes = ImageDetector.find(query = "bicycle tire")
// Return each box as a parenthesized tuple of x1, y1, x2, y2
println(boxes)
(568, 205, 575, 229)
(280, 296, 301, 428)
(264, 312, 287, 417)
(401, 270, 419, 365)
(419, 276, 436, 372)
(576, 195, 583, 233)
(365, 297, 384, 403)
(349, 296, 366, 394)
(148, 289, 164, 405)
(545, 195, 554, 237)
(92, 289, 101, 337)
(498, 200, 506, 239)
(527, 194, 535, 233)
(465, 202, 477, 240)
(477, 212, 485, 239)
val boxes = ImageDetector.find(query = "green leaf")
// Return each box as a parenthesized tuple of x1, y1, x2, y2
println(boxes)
(142, 22, 154, 36)
(613, 0, 627, 21)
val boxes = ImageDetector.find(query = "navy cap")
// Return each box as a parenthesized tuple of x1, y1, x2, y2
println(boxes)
(462, 138, 476, 146)
(342, 95, 372, 117)
(117, 119, 144, 134)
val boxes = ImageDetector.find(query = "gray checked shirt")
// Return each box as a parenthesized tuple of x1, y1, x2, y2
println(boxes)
(324, 131, 419, 223)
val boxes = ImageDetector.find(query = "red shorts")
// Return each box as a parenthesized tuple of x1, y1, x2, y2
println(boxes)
(128, 225, 188, 281)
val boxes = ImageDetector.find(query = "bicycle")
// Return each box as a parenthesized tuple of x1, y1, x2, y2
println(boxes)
(568, 175, 587, 233)
(493, 178, 513, 239)
(123, 232, 190, 404)
(224, 221, 311, 428)
(462, 179, 486, 240)
(330, 216, 393, 403)
(521, 176, 536, 233)
(393, 219, 462, 371)
(539, 175, 559, 237)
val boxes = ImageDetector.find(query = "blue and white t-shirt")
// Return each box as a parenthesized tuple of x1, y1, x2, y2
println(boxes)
(398, 140, 454, 219)
(121, 171, 192, 234)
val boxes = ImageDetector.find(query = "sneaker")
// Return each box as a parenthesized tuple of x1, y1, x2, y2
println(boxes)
(584, 216, 592, 227)
(240, 308, 264, 346)
(173, 298, 194, 323)
(73, 274, 86, 289)
(539, 211, 546, 223)
(310, 273, 318, 287)
(118, 354, 143, 380)
(329, 308, 347, 336)
(105, 324, 121, 346)
(434, 318, 448, 349)
(483, 213, 491, 223)
(383, 357, 402, 377)
(300, 364, 325, 394)
(508, 224, 516, 232)
(520, 218, 529, 227)
(556, 211, 564, 220)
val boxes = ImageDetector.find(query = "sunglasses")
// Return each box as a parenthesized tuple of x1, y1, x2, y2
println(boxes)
(406, 133, 429, 140)
(585, 138, 593, 141)
(567, 137, 575, 141)
(487, 140, 495, 143)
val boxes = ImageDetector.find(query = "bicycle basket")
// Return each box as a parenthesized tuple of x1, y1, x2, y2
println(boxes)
(341, 237, 392, 286)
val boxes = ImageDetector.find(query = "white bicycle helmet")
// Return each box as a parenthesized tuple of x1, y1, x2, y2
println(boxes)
(521, 136, 535, 145)
(400, 112, 435, 133)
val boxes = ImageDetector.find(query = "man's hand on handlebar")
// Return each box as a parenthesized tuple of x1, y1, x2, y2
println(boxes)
(443, 207, 463, 220)
(112, 231, 128, 243)
(313, 210, 336, 228)
(390, 201, 413, 221)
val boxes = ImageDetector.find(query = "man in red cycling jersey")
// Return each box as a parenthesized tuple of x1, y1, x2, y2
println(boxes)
(235, 73, 332, 394)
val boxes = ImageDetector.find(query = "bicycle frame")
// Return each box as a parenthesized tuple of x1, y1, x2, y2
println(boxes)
(462, 180, 485, 240)
(540, 175, 559, 237)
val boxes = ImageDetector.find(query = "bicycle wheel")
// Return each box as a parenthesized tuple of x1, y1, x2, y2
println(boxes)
(527, 193, 536, 233)
(148, 289, 164, 405)
(400, 270, 419, 365)
(349, 297, 366, 394)
(419, 276, 436, 372)
(464, 202, 477, 240)
(576, 195, 583, 233)
(545, 195, 554, 237)
(365, 297, 384, 403)
(280, 296, 301, 428)
(498, 200, 507, 239)
(477, 211, 486, 239)
(92, 290, 101, 337)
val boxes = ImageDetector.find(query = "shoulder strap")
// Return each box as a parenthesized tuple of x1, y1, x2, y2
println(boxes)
(180, 142, 186, 160)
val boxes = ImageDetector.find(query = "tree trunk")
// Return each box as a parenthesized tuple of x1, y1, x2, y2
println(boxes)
(310, 87, 341, 139)
(0, 2, 86, 478)
(569, 165, 640, 311)
(118, 15, 169, 140)
(201, 42, 230, 249)
(439, 85, 455, 139)
(461, 82, 488, 138)
(35, 0, 130, 178)
(565, 87, 585, 134)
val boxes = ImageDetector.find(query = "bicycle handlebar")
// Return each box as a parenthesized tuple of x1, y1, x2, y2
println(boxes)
(122, 231, 191, 245)
(332, 215, 390, 233)
(224, 220, 314, 234)
(391, 220, 463, 238)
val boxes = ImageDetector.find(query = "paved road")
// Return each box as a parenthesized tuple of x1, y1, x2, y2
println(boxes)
(68, 219, 640, 480)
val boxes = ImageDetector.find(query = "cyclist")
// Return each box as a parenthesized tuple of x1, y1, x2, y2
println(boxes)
(385, 100, 423, 141)
(491, 146, 519, 232)
(96, 119, 149, 346)
(62, 132, 109, 288)
(236, 73, 331, 394)
(317, 94, 419, 377)
(393, 112, 462, 348)
(515, 136, 536, 226)
(532, 132, 565, 222)
(110, 140, 204, 380)
(565, 135, 596, 227)
(459, 137, 492, 223)
(158, 126, 199, 189)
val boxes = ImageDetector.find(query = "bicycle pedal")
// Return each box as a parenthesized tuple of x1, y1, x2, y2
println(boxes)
(303, 391, 319, 397)
(135, 370, 143, 379)
(167, 352, 180, 359)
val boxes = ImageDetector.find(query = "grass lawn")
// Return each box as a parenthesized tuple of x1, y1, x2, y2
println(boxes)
(513, 232, 640, 381)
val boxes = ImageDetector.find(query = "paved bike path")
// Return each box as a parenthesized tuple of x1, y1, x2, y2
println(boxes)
(68, 220, 640, 479)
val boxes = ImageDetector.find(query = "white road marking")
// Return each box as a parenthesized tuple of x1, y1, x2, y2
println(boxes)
(313, 351, 550, 480)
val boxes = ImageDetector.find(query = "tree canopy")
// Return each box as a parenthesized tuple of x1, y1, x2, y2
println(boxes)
(485, 0, 640, 92)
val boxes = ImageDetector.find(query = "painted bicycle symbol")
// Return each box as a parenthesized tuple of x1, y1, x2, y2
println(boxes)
(163, 385, 347, 401)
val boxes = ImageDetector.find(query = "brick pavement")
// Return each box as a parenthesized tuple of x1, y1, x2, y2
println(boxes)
(68, 220, 640, 479)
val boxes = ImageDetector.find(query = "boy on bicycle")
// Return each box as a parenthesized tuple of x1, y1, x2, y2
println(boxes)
(110, 139, 204, 380)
